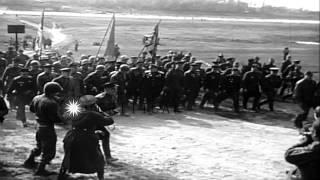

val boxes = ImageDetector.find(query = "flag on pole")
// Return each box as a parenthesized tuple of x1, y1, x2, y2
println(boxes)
(104, 14, 116, 57)
(150, 20, 160, 58)
(142, 20, 160, 58)
(37, 9, 45, 50)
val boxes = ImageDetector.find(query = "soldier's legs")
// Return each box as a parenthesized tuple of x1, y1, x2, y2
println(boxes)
(252, 92, 261, 111)
(232, 92, 240, 112)
(294, 103, 311, 128)
(279, 82, 288, 96)
(24, 129, 42, 168)
(16, 102, 26, 126)
(215, 91, 229, 108)
(200, 91, 211, 108)
(242, 91, 250, 109)
(100, 128, 112, 159)
(267, 92, 275, 111)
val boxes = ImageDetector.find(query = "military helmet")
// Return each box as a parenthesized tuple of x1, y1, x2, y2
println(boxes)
(44, 82, 63, 96)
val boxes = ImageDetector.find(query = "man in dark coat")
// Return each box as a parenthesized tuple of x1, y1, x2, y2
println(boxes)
(293, 71, 317, 128)
(58, 95, 114, 180)
(184, 63, 201, 110)
(285, 107, 320, 180)
(23, 82, 63, 176)
(110, 64, 130, 115)
(164, 61, 184, 112)
(84, 65, 108, 95)
(142, 64, 164, 113)
(2, 58, 22, 109)
(216, 68, 241, 112)
(7, 68, 36, 127)
(200, 65, 221, 109)
(127, 60, 145, 109)
(95, 83, 118, 163)
(259, 67, 282, 111)
(242, 64, 263, 111)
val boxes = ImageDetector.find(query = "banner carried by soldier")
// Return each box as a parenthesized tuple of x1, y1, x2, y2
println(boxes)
(142, 20, 161, 58)
(37, 9, 45, 51)
(104, 14, 116, 58)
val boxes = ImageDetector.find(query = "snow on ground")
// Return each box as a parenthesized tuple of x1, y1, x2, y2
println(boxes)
(0, 102, 304, 180)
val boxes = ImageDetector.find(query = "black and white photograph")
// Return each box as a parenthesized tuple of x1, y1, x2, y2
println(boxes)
(0, 0, 319, 179)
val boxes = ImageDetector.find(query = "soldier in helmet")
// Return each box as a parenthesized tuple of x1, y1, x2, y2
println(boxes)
(7, 68, 36, 127)
(23, 82, 63, 176)
(29, 60, 42, 95)
(127, 59, 145, 109)
(184, 63, 201, 110)
(4, 46, 17, 64)
(200, 64, 221, 109)
(52, 68, 76, 102)
(110, 64, 130, 116)
(84, 65, 108, 95)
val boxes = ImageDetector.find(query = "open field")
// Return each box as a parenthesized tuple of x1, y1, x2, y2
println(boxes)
(0, 11, 319, 179)
(0, 13, 319, 78)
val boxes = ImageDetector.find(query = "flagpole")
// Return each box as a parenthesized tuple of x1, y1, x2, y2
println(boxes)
(39, 9, 45, 61)
(96, 14, 114, 57)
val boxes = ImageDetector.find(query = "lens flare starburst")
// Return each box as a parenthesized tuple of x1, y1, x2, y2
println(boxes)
(66, 100, 81, 116)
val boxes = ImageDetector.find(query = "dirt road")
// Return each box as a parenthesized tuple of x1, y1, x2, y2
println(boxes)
(0, 101, 306, 180)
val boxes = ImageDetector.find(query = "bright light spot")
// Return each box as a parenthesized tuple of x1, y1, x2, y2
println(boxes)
(66, 100, 81, 116)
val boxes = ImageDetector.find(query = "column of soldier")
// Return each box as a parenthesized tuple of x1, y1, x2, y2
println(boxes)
(0, 46, 319, 129)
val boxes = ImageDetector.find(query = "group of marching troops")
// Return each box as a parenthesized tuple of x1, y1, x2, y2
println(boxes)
(0, 46, 319, 128)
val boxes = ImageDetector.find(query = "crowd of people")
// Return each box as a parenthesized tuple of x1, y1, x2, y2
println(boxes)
(0, 46, 319, 127)
(0, 45, 320, 179)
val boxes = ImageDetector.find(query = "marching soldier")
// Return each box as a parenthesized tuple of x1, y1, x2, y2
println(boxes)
(282, 65, 304, 101)
(164, 61, 185, 112)
(242, 64, 263, 111)
(37, 64, 55, 94)
(127, 60, 145, 109)
(15, 49, 29, 66)
(29, 60, 42, 95)
(79, 59, 92, 79)
(142, 64, 164, 113)
(2, 58, 22, 109)
(110, 64, 130, 116)
(184, 63, 201, 110)
(216, 68, 241, 112)
(52, 68, 76, 102)
(7, 68, 36, 127)
(200, 65, 221, 109)
(4, 46, 17, 65)
(24, 82, 63, 176)
(95, 82, 119, 163)
(69, 62, 84, 98)
(259, 67, 282, 111)
(293, 71, 317, 128)
(262, 58, 276, 76)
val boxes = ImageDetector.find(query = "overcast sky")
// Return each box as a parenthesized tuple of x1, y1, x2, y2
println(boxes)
(241, 0, 319, 11)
